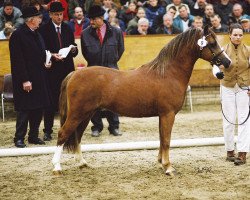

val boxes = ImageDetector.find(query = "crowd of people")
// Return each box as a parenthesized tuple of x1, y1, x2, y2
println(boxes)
(1, 0, 250, 165)
(1, 0, 250, 38)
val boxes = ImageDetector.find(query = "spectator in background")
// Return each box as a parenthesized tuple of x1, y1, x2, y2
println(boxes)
(167, 5, 177, 18)
(192, 15, 203, 29)
(126, 6, 145, 34)
(81, 5, 124, 137)
(228, 3, 250, 25)
(68, 6, 90, 37)
(119, 0, 137, 28)
(107, 8, 126, 32)
(210, 14, 228, 33)
(0, 1, 24, 31)
(0, 26, 14, 39)
(241, 18, 250, 32)
(203, 3, 214, 27)
(28, 0, 50, 25)
(67, 0, 79, 20)
(190, 0, 207, 17)
(156, 13, 181, 34)
(144, 0, 165, 28)
(166, 0, 191, 18)
(9, 6, 51, 148)
(214, 0, 233, 26)
(173, 4, 194, 32)
(39, 2, 78, 141)
(241, 0, 250, 16)
(129, 17, 156, 35)
(1, 20, 13, 29)
(152, 5, 177, 31)
(102, 0, 115, 20)
(2, 0, 22, 9)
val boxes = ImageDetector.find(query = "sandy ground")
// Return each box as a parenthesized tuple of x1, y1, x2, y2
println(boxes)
(0, 105, 249, 200)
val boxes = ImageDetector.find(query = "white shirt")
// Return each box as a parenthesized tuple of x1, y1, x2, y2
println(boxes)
(182, 19, 189, 32)
(52, 22, 62, 33)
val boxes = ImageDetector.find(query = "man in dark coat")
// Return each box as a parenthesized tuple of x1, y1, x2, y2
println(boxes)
(81, 5, 124, 137)
(9, 6, 51, 148)
(39, 2, 78, 141)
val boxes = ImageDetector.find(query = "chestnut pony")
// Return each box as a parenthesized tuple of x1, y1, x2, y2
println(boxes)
(52, 27, 231, 176)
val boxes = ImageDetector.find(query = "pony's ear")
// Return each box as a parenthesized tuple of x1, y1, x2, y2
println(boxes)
(204, 25, 209, 35)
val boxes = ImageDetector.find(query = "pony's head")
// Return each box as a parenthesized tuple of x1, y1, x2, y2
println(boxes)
(198, 26, 231, 68)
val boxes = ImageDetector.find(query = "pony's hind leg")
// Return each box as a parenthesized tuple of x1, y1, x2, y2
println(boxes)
(52, 114, 83, 174)
(74, 118, 92, 168)
(159, 112, 176, 176)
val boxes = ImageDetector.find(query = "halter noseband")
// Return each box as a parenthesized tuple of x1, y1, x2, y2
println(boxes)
(198, 33, 224, 66)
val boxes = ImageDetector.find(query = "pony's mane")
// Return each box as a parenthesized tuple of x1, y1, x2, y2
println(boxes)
(140, 28, 203, 76)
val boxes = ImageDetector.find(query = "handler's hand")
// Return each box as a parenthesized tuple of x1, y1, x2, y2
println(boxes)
(215, 72, 224, 80)
(23, 81, 32, 93)
(52, 53, 64, 61)
(44, 61, 52, 68)
(71, 46, 77, 53)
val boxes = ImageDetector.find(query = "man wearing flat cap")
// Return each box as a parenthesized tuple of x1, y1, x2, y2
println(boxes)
(39, 1, 78, 141)
(241, 18, 250, 33)
(81, 5, 125, 137)
(9, 6, 52, 148)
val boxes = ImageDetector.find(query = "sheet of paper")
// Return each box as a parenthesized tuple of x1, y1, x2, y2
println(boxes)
(58, 45, 77, 58)
(45, 50, 52, 65)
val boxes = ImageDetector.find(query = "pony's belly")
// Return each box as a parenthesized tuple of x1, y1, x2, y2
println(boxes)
(105, 104, 158, 118)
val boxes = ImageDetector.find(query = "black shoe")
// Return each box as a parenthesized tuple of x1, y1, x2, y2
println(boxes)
(15, 140, 26, 148)
(28, 138, 45, 145)
(109, 129, 122, 136)
(91, 130, 100, 137)
(43, 133, 52, 141)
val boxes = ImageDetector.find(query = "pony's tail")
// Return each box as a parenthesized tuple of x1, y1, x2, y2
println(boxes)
(58, 72, 78, 153)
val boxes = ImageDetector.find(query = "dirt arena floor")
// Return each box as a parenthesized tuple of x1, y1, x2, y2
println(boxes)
(0, 105, 249, 200)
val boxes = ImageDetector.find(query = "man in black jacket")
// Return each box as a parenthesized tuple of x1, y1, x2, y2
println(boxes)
(81, 5, 124, 137)
(39, 2, 78, 141)
(9, 6, 51, 148)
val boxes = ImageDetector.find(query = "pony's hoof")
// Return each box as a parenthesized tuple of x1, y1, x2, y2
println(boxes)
(165, 171, 177, 176)
(165, 167, 176, 176)
(53, 170, 63, 176)
(79, 163, 88, 169)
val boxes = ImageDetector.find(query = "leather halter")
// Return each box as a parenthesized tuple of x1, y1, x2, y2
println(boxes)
(199, 33, 225, 66)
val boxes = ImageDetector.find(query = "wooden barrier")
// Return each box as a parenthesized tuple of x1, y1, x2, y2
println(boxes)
(1, 34, 250, 90)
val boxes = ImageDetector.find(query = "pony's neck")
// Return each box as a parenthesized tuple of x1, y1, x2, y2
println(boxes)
(172, 48, 199, 85)
(139, 28, 202, 82)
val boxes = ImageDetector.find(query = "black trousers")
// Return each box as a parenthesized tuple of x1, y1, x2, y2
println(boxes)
(14, 109, 43, 142)
(43, 108, 55, 135)
(91, 109, 119, 132)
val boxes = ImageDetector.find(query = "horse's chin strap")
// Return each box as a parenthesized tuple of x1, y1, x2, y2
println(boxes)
(210, 49, 224, 66)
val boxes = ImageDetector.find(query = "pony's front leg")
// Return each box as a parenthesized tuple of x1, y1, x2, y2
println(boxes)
(52, 145, 63, 175)
(159, 112, 176, 176)
(74, 143, 88, 168)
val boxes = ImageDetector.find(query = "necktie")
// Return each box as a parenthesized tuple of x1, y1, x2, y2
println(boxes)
(57, 27, 62, 48)
(97, 28, 103, 45)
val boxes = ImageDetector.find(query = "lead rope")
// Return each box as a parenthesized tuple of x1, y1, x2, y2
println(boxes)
(220, 86, 250, 125)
